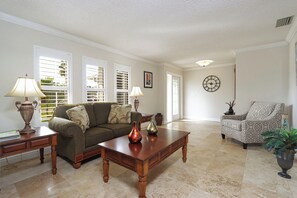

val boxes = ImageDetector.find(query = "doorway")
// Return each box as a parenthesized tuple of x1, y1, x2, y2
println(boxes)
(167, 73, 181, 122)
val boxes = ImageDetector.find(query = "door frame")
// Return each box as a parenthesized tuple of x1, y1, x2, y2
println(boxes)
(165, 72, 183, 123)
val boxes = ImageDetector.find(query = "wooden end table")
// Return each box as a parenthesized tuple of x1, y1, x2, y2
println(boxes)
(0, 126, 58, 175)
(140, 113, 153, 123)
(140, 113, 153, 130)
(98, 128, 190, 198)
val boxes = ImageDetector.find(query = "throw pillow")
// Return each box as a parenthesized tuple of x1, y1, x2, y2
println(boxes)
(246, 102, 275, 120)
(108, 104, 132, 124)
(66, 105, 90, 132)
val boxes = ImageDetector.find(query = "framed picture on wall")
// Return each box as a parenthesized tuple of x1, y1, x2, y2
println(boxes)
(144, 71, 153, 88)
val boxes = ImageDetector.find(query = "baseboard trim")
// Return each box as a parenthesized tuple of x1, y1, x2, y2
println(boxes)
(182, 116, 220, 122)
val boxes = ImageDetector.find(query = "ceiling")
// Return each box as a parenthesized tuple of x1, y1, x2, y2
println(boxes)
(0, 0, 296, 69)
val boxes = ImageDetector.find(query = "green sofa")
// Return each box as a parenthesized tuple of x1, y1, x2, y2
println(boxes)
(48, 102, 141, 168)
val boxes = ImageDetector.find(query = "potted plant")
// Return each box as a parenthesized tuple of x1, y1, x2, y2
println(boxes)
(224, 100, 235, 115)
(261, 128, 297, 179)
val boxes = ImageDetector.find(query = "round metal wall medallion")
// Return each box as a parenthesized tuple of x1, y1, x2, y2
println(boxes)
(202, 75, 220, 92)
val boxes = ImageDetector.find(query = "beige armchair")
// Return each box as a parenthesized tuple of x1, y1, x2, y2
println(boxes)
(221, 101, 284, 149)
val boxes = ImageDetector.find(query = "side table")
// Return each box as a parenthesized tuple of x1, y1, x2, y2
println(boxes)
(141, 113, 153, 123)
(0, 126, 58, 175)
(140, 113, 153, 130)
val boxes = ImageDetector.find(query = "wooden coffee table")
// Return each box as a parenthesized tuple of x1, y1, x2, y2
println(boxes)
(98, 128, 190, 198)
(0, 126, 58, 175)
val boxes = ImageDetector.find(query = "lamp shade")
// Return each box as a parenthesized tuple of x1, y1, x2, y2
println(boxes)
(6, 77, 45, 98)
(130, 86, 144, 97)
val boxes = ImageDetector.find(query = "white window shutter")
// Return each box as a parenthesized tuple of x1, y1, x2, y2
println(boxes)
(115, 64, 130, 105)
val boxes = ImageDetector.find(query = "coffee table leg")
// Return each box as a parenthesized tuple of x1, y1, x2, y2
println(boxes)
(137, 160, 148, 198)
(102, 148, 109, 183)
(51, 134, 57, 175)
(39, 148, 44, 163)
(51, 144, 57, 175)
(182, 135, 188, 163)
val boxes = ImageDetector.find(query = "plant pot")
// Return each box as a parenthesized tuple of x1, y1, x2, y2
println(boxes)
(155, 113, 163, 126)
(228, 107, 234, 114)
(276, 151, 295, 179)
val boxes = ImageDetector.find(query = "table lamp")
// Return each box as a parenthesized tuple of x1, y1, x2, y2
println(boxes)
(5, 75, 45, 134)
(130, 86, 144, 112)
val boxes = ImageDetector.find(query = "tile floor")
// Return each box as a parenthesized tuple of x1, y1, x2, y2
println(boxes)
(0, 120, 296, 198)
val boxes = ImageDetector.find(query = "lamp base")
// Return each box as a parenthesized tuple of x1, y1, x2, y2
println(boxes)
(19, 126, 36, 134)
(134, 98, 140, 112)
(15, 100, 38, 134)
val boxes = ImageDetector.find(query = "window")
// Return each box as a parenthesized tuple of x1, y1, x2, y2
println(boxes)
(82, 56, 106, 102)
(114, 64, 131, 105)
(34, 46, 72, 122)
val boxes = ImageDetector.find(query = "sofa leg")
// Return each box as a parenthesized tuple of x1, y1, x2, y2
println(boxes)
(73, 162, 81, 169)
(243, 143, 247, 149)
(221, 134, 225, 139)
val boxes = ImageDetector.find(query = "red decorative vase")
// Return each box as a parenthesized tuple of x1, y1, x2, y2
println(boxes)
(128, 121, 142, 144)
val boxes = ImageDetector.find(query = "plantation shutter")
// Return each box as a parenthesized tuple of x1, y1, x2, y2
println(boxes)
(39, 56, 69, 122)
(116, 68, 129, 105)
(86, 64, 105, 102)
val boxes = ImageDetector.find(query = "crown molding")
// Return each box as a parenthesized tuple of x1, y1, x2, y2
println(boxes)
(163, 63, 183, 71)
(235, 41, 289, 54)
(286, 16, 297, 42)
(0, 11, 156, 65)
(183, 63, 235, 71)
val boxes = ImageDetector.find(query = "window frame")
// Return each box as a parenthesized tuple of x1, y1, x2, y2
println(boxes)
(82, 56, 107, 103)
(114, 63, 131, 105)
(34, 45, 73, 124)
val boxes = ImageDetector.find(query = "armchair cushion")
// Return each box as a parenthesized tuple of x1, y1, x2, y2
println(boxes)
(222, 119, 242, 131)
(246, 102, 275, 120)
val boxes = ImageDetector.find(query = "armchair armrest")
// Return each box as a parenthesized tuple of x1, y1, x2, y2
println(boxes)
(221, 113, 247, 122)
(48, 117, 83, 138)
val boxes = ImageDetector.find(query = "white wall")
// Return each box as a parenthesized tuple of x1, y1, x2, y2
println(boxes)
(0, 20, 163, 131)
(183, 66, 235, 121)
(288, 33, 297, 127)
(235, 45, 289, 114)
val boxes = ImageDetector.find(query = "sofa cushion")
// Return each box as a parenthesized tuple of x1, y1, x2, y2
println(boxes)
(85, 127, 114, 148)
(93, 102, 117, 125)
(108, 104, 132, 124)
(246, 102, 275, 120)
(83, 103, 97, 127)
(54, 104, 76, 119)
(222, 119, 242, 131)
(66, 105, 90, 132)
(99, 123, 132, 137)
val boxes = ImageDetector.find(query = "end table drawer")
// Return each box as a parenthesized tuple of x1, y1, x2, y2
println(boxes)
(3, 142, 26, 153)
(30, 137, 50, 148)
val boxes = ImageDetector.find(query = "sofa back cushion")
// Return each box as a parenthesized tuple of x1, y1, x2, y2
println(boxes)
(246, 102, 275, 120)
(54, 103, 97, 127)
(83, 103, 97, 127)
(93, 102, 117, 125)
(54, 104, 76, 119)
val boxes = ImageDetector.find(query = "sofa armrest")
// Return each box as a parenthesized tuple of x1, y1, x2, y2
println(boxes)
(131, 111, 142, 129)
(221, 113, 247, 122)
(48, 117, 83, 138)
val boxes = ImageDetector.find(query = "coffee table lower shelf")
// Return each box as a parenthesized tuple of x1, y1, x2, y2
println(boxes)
(99, 129, 189, 198)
